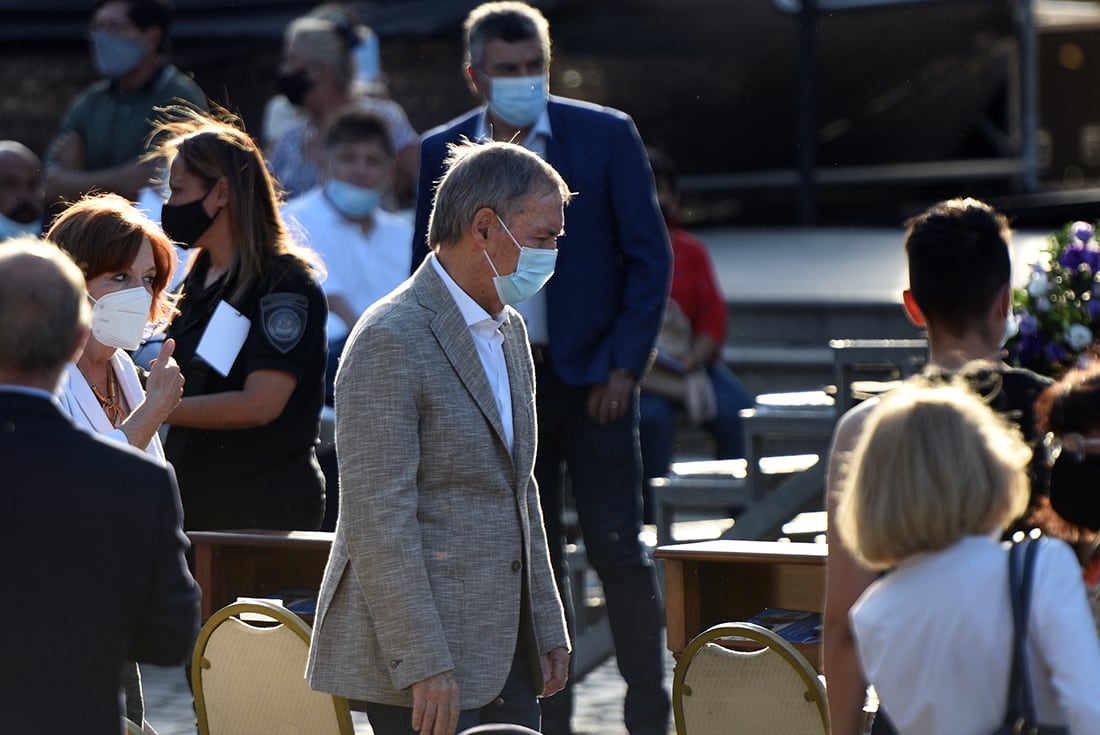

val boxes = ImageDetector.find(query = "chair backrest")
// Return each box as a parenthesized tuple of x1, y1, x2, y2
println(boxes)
(829, 338, 928, 413)
(672, 622, 829, 735)
(192, 600, 354, 735)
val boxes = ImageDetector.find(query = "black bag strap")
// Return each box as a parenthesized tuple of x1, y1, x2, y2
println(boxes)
(1002, 536, 1043, 733)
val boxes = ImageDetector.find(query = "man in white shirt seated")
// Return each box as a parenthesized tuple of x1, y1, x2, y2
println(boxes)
(283, 106, 413, 404)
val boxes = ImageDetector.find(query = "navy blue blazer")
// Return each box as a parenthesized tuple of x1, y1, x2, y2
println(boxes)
(0, 390, 199, 735)
(413, 96, 671, 386)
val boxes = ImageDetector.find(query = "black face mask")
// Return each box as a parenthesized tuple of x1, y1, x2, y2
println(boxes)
(161, 193, 215, 250)
(1049, 454, 1100, 531)
(278, 68, 315, 107)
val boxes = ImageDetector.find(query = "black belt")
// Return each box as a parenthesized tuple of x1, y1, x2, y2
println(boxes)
(530, 343, 551, 366)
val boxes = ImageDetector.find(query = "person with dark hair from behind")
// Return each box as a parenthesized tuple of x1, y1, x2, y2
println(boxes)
(44, 0, 207, 207)
(283, 106, 412, 407)
(1031, 363, 1100, 628)
(638, 147, 753, 522)
(413, 5, 673, 733)
(823, 198, 1054, 735)
(0, 238, 199, 734)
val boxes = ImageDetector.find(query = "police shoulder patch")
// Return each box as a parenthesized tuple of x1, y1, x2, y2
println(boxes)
(260, 292, 309, 354)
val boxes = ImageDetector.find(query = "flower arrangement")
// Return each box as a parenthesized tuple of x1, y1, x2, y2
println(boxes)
(1006, 221, 1100, 377)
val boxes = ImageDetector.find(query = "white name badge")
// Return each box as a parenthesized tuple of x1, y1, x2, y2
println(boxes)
(196, 301, 251, 377)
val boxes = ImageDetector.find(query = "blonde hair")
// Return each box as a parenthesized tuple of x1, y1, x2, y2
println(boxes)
(836, 380, 1031, 569)
(152, 106, 320, 304)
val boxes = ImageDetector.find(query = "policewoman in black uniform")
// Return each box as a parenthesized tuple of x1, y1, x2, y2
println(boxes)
(157, 109, 328, 531)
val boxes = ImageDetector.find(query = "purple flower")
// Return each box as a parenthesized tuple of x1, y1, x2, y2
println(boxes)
(1044, 340, 1067, 364)
(1018, 313, 1039, 335)
(1089, 299, 1100, 321)
(1060, 241, 1088, 270)
(1072, 221, 1094, 243)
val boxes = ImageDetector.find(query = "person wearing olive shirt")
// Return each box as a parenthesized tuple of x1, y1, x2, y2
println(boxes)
(157, 109, 328, 531)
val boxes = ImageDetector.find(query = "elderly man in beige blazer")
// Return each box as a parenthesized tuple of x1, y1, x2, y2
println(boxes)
(307, 140, 572, 735)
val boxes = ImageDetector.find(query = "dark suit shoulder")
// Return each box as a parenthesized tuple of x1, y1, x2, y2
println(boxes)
(548, 95, 634, 126)
(422, 108, 482, 145)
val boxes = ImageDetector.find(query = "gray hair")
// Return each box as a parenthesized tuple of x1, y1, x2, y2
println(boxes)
(464, 1, 551, 70)
(427, 140, 571, 250)
(286, 17, 355, 92)
(0, 237, 89, 375)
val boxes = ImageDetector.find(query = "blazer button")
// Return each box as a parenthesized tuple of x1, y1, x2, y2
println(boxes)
(389, 659, 400, 669)
(511, 560, 522, 572)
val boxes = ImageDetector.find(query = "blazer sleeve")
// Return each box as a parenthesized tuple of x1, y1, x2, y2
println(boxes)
(335, 319, 456, 690)
(128, 464, 200, 665)
(526, 474, 570, 655)
(606, 115, 672, 379)
(411, 135, 446, 274)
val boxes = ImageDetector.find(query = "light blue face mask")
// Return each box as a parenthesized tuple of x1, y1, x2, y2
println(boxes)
(484, 213, 557, 306)
(488, 75, 548, 129)
(324, 179, 382, 220)
(90, 30, 146, 79)
(0, 211, 40, 241)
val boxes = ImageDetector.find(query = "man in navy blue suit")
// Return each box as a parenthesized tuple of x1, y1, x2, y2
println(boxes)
(413, 4, 672, 733)
(0, 238, 199, 735)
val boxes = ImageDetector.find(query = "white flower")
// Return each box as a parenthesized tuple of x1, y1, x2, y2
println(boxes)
(1037, 297, 1052, 312)
(1027, 271, 1050, 297)
(1066, 323, 1093, 351)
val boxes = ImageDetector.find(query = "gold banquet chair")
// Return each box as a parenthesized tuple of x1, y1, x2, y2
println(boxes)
(672, 622, 829, 735)
(192, 599, 354, 735)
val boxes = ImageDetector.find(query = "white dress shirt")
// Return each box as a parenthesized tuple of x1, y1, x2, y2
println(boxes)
(284, 188, 413, 341)
(474, 108, 553, 345)
(431, 256, 513, 452)
(850, 534, 1100, 735)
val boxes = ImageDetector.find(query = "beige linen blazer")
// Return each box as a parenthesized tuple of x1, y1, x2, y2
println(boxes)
(306, 257, 569, 708)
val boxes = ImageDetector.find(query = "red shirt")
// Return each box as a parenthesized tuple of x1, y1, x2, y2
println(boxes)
(669, 226, 727, 345)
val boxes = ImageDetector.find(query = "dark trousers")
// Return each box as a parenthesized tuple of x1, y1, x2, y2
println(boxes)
(533, 362, 670, 735)
(363, 643, 540, 734)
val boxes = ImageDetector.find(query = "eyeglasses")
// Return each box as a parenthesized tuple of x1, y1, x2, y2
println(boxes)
(1041, 431, 1100, 465)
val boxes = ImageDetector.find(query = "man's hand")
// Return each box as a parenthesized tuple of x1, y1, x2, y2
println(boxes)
(411, 670, 460, 735)
(540, 647, 570, 697)
(586, 368, 635, 424)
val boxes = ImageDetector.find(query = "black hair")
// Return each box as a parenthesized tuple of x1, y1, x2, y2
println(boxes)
(904, 198, 1011, 338)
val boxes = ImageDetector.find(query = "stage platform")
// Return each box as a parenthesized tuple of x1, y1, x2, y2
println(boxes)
(698, 225, 1049, 394)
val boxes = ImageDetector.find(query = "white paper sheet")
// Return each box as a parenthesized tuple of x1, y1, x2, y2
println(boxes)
(196, 301, 251, 377)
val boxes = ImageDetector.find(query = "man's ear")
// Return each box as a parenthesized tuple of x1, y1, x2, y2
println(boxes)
(995, 282, 1011, 316)
(70, 323, 91, 365)
(470, 207, 497, 248)
(463, 63, 482, 97)
(143, 25, 163, 57)
(902, 289, 926, 327)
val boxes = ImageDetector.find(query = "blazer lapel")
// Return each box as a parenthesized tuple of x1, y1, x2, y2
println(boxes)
(417, 263, 511, 455)
(63, 363, 115, 435)
(501, 312, 535, 477)
(545, 99, 573, 189)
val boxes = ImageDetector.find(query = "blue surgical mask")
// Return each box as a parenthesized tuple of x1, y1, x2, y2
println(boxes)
(90, 30, 146, 80)
(0, 211, 40, 241)
(324, 179, 382, 220)
(488, 75, 548, 129)
(484, 213, 557, 305)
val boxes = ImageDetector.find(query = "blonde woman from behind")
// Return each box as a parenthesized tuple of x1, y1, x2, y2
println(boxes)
(836, 380, 1100, 735)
